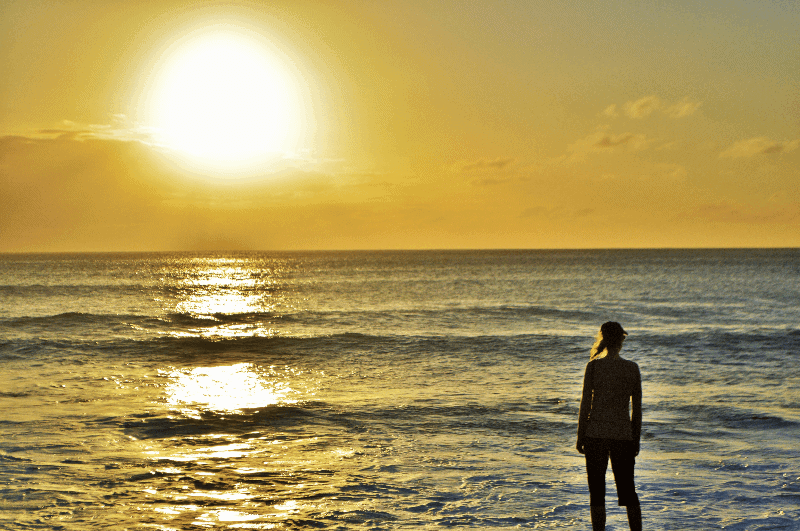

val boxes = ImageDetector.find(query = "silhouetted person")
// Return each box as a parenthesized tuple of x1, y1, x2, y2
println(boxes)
(576, 322, 642, 530)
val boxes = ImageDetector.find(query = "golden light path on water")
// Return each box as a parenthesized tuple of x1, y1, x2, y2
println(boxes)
(140, 358, 322, 527)
(166, 258, 291, 339)
(162, 363, 296, 417)
(136, 258, 327, 527)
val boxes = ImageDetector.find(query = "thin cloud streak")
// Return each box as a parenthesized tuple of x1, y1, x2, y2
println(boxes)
(664, 97, 702, 118)
(605, 96, 702, 120)
(455, 157, 515, 172)
(624, 96, 662, 119)
(568, 127, 651, 159)
(720, 137, 800, 158)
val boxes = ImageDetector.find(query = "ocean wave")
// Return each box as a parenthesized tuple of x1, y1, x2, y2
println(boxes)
(0, 332, 580, 367)
(635, 327, 800, 348)
(161, 311, 279, 327)
(363, 402, 572, 437)
(157, 283, 282, 297)
(0, 324, 792, 345)
(3, 320, 799, 369)
(0, 337, 85, 360)
(121, 403, 327, 440)
(0, 310, 282, 331)
(14, 306, 798, 344)
(0, 391, 31, 398)
(0, 452, 31, 463)
(0, 283, 149, 297)
(285, 304, 598, 322)
(672, 404, 800, 431)
(1, 303, 595, 327)
(5, 312, 126, 327)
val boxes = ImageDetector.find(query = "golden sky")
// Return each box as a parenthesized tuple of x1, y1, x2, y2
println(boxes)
(2, 0, 799, 251)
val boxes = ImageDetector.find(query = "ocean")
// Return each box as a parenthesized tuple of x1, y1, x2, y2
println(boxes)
(1, 249, 798, 530)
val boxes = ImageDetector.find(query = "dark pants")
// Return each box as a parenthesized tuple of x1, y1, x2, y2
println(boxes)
(584, 437, 639, 507)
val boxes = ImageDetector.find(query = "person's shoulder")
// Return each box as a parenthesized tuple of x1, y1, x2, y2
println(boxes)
(620, 357, 640, 371)
(583, 358, 601, 374)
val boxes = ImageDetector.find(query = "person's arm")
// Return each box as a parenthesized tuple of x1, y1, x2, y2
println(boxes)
(576, 363, 593, 453)
(631, 364, 642, 455)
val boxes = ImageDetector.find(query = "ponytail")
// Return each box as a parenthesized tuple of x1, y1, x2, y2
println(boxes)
(590, 338, 607, 360)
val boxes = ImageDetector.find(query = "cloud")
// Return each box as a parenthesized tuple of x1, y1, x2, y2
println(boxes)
(623, 96, 662, 118)
(0, 133, 417, 251)
(664, 97, 702, 118)
(27, 118, 157, 143)
(520, 206, 598, 221)
(520, 206, 547, 218)
(594, 132, 645, 149)
(568, 127, 650, 158)
(692, 201, 800, 224)
(35, 128, 95, 141)
(609, 96, 701, 120)
(665, 165, 688, 182)
(599, 104, 619, 118)
(0, 135, 254, 249)
(720, 137, 800, 158)
(455, 157, 515, 172)
(655, 141, 678, 151)
(472, 177, 504, 186)
(0, 135, 177, 250)
(519, 205, 571, 219)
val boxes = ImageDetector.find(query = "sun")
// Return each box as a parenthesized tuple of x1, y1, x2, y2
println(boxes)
(143, 26, 307, 174)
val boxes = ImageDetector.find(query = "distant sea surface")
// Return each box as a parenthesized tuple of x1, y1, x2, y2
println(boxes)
(1, 249, 798, 530)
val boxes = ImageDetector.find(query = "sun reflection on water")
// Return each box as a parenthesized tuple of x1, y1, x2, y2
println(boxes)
(163, 363, 296, 416)
(198, 509, 263, 523)
(137, 258, 323, 527)
(175, 266, 266, 315)
(160, 257, 300, 339)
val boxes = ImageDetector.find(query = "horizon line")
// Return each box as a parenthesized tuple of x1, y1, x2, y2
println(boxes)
(2, 246, 799, 255)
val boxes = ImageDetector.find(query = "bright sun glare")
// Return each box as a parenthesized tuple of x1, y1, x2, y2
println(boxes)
(164, 363, 294, 416)
(145, 26, 306, 174)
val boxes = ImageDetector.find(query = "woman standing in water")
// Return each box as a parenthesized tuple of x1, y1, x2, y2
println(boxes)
(576, 322, 642, 530)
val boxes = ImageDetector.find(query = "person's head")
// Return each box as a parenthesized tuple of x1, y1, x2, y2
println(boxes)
(590, 321, 627, 360)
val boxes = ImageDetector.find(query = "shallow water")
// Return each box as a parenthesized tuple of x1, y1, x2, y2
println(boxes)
(1, 250, 799, 529)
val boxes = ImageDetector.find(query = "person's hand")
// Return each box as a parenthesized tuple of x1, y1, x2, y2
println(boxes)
(576, 438, 585, 454)
(634, 441, 640, 456)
